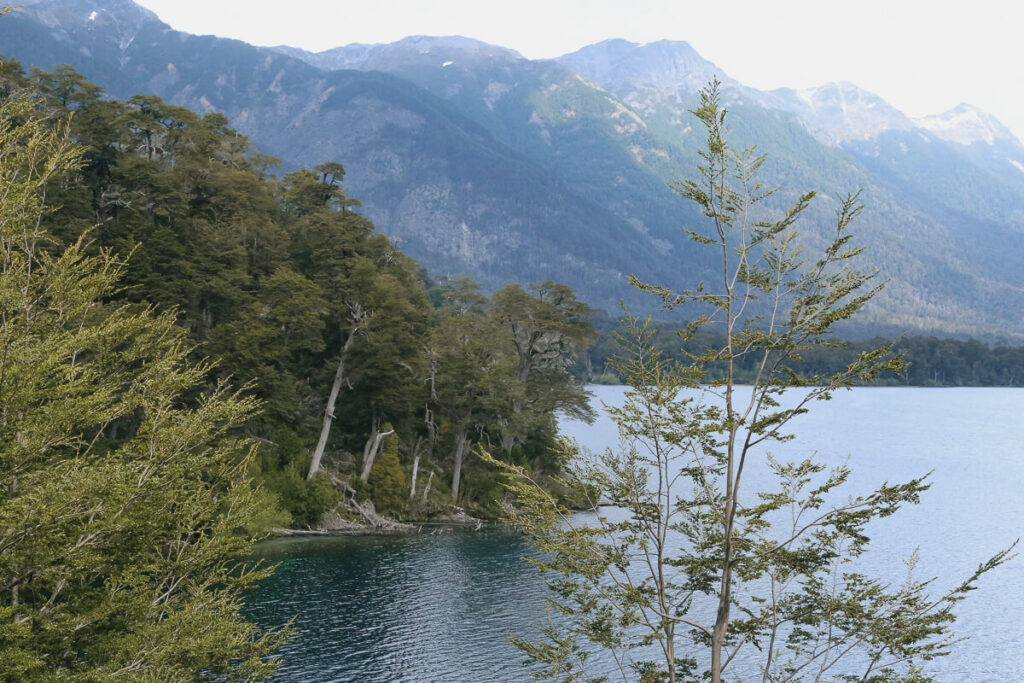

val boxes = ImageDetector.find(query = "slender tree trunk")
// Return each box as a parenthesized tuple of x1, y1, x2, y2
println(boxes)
(409, 437, 422, 499)
(665, 623, 676, 683)
(307, 332, 358, 480)
(711, 192, 738, 683)
(360, 419, 380, 479)
(422, 470, 434, 501)
(360, 427, 394, 482)
(450, 426, 470, 502)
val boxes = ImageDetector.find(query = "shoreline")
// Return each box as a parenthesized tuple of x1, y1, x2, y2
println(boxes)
(264, 516, 491, 540)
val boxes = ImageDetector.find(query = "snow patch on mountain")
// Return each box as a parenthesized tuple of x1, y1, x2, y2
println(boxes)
(914, 104, 1019, 147)
(274, 36, 523, 73)
(762, 82, 914, 145)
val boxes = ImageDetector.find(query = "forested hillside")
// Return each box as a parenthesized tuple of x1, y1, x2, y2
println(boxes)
(3, 0, 1024, 340)
(3, 61, 594, 527)
(581, 316, 1024, 387)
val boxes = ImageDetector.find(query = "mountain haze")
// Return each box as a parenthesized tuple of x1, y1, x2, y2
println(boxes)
(2, 0, 1023, 339)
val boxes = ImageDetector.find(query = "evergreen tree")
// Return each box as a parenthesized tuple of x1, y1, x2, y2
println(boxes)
(0, 90, 284, 679)
(10, 60, 597, 524)
(429, 288, 516, 503)
(368, 425, 408, 517)
(490, 282, 595, 462)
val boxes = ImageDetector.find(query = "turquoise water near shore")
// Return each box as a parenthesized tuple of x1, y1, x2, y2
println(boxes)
(245, 386, 1024, 682)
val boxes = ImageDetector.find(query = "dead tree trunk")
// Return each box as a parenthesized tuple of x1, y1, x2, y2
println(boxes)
(359, 425, 395, 482)
(307, 305, 366, 480)
(409, 436, 423, 499)
(500, 431, 516, 457)
(307, 340, 352, 480)
(359, 418, 380, 479)
(422, 470, 434, 501)
(450, 426, 471, 503)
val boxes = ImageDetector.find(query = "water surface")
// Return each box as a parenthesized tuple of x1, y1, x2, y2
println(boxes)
(246, 386, 1024, 681)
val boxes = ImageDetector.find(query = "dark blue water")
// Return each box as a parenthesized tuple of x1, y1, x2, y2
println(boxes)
(247, 528, 552, 682)
(245, 387, 1024, 681)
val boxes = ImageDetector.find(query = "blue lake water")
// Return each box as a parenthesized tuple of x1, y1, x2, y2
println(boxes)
(245, 386, 1024, 681)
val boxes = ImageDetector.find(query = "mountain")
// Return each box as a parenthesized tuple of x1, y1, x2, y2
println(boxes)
(916, 103, 1022, 147)
(2, 0, 1023, 340)
(556, 38, 727, 94)
(2, 0, 679, 303)
(762, 82, 916, 145)
(273, 35, 525, 73)
(548, 41, 1024, 338)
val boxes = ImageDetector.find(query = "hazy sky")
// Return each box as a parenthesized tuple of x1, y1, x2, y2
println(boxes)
(135, 0, 1024, 140)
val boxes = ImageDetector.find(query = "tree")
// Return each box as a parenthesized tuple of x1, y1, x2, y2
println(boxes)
(368, 424, 408, 517)
(493, 82, 1013, 683)
(491, 282, 595, 458)
(307, 299, 368, 480)
(345, 256, 431, 483)
(208, 265, 327, 423)
(0, 90, 285, 679)
(429, 281, 517, 502)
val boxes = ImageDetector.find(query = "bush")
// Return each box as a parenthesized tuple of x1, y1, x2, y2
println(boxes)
(368, 426, 408, 517)
(262, 459, 339, 528)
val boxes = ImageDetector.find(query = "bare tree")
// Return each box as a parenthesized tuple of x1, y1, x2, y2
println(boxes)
(307, 302, 369, 480)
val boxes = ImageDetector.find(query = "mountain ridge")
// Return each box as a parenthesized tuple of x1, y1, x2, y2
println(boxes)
(3, 0, 1023, 340)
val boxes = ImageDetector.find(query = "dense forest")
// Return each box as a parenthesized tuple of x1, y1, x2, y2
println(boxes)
(3, 47, 1023, 680)
(581, 313, 1024, 387)
(1, 59, 595, 529)
(4, 58, 1022, 533)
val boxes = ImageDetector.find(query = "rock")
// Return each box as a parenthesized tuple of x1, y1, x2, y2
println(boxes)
(432, 508, 483, 525)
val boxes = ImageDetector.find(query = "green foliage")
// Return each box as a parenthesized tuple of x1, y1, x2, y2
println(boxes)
(368, 426, 408, 517)
(262, 463, 340, 529)
(349, 475, 373, 504)
(13, 63, 419, 523)
(13, 60, 595, 525)
(495, 82, 1015, 682)
(0, 91, 285, 679)
(581, 322, 1024, 387)
(426, 278, 595, 508)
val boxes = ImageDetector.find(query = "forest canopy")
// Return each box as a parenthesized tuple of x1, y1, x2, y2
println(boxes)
(1, 58, 596, 530)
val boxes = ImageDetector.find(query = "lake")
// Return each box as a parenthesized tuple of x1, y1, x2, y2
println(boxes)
(244, 386, 1024, 681)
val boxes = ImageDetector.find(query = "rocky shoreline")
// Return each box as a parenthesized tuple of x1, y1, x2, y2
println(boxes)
(267, 504, 486, 538)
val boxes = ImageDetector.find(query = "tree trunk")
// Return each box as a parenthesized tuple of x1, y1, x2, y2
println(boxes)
(307, 332, 358, 480)
(409, 437, 422, 499)
(711, 615, 726, 682)
(360, 427, 395, 482)
(665, 623, 676, 683)
(450, 426, 470, 502)
(360, 420, 380, 479)
(422, 471, 434, 501)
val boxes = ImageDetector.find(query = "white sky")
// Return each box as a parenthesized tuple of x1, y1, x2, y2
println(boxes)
(135, 0, 1024, 141)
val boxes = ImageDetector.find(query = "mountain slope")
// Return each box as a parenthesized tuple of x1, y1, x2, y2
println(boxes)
(3, 1, 1023, 339)
(547, 40, 1024, 338)
(1, 0, 682, 303)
